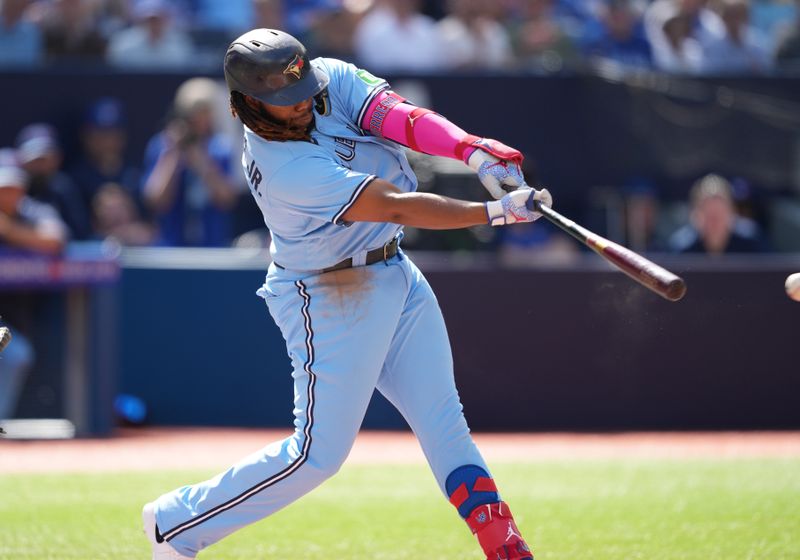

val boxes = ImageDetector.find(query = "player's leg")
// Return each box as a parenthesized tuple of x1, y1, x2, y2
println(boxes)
(376, 257, 533, 560)
(0, 328, 33, 419)
(146, 262, 409, 557)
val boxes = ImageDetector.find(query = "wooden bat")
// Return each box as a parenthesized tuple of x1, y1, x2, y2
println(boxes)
(534, 202, 687, 301)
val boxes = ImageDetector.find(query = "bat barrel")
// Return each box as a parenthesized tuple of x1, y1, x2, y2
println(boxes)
(535, 201, 687, 301)
(587, 235, 687, 301)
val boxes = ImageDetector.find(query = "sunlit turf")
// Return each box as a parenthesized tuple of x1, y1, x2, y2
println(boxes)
(0, 458, 798, 559)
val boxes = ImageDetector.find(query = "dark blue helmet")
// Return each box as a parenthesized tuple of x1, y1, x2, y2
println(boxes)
(223, 29, 329, 107)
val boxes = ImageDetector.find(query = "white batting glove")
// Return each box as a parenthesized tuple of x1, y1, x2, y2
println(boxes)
(485, 187, 553, 226)
(467, 149, 526, 200)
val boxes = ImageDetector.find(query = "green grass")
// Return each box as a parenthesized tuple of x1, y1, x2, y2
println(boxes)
(0, 459, 798, 559)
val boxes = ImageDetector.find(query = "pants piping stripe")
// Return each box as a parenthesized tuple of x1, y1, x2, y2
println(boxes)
(161, 280, 317, 541)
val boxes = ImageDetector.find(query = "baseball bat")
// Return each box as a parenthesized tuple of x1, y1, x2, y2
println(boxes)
(534, 202, 687, 301)
(0, 326, 11, 353)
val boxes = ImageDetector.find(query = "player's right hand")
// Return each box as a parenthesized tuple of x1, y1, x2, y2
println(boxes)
(485, 187, 553, 226)
(466, 138, 525, 199)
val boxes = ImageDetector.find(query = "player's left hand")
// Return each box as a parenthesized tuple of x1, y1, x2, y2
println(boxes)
(486, 187, 553, 226)
(466, 138, 525, 199)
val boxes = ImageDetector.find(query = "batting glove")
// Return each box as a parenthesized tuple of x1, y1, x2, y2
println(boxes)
(486, 187, 553, 226)
(465, 138, 525, 199)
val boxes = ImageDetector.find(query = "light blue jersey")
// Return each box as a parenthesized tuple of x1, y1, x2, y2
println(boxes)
(149, 57, 497, 559)
(243, 58, 416, 271)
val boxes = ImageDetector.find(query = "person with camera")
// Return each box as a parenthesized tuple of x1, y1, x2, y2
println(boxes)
(141, 78, 239, 247)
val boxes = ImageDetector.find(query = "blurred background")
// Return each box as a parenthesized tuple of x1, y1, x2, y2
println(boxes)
(0, 0, 798, 438)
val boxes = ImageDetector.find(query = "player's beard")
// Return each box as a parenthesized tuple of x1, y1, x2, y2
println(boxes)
(288, 111, 314, 133)
(230, 91, 314, 142)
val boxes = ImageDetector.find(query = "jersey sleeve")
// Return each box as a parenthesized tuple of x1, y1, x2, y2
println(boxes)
(267, 155, 376, 226)
(317, 57, 390, 130)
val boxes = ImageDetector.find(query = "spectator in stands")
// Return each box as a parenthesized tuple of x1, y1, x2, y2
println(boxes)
(92, 182, 155, 245)
(0, 148, 67, 420)
(106, 0, 193, 69)
(622, 180, 665, 252)
(646, 0, 726, 47)
(669, 173, 768, 254)
(71, 98, 138, 211)
(750, 0, 797, 46)
(94, 0, 132, 38)
(304, 4, 361, 61)
(253, 0, 285, 30)
(15, 123, 92, 240)
(436, 0, 514, 70)
(703, 0, 772, 74)
(70, 97, 153, 245)
(510, 0, 580, 73)
(37, 0, 107, 63)
(0, 0, 42, 67)
(775, 6, 800, 73)
(645, 0, 706, 73)
(550, 0, 608, 44)
(192, 0, 253, 33)
(284, 0, 342, 40)
(581, 0, 653, 70)
(354, 0, 444, 73)
(141, 78, 238, 247)
(0, 148, 66, 254)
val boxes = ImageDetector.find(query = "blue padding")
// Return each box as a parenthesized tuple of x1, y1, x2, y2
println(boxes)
(445, 464, 499, 518)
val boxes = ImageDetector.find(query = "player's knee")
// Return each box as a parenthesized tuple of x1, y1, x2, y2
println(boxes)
(445, 465, 500, 519)
(304, 449, 348, 481)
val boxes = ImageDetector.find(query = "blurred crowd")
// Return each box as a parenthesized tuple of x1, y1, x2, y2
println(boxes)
(0, 79, 253, 253)
(0, 0, 800, 75)
(0, 0, 798, 262)
(0, 84, 785, 259)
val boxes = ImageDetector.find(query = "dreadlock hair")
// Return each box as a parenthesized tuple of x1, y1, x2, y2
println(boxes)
(230, 91, 311, 142)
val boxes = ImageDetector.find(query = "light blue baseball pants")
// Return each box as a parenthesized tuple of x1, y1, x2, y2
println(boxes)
(153, 253, 489, 556)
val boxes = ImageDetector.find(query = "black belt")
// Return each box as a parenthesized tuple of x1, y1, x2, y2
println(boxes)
(274, 237, 399, 274)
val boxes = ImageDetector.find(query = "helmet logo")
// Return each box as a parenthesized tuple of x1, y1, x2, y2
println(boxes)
(283, 55, 305, 80)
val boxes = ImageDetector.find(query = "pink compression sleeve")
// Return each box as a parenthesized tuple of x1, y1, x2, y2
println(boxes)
(360, 90, 478, 163)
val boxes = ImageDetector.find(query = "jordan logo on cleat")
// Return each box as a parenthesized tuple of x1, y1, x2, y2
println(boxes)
(506, 522, 521, 542)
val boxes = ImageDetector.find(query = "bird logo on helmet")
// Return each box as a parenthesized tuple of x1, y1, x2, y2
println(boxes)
(283, 55, 305, 80)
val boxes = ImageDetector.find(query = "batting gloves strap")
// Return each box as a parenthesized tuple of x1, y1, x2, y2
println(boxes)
(486, 187, 553, 226)
(463, 137, 523, 200)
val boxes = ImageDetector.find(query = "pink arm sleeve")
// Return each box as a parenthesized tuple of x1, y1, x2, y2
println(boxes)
(360, 90, 478, 163)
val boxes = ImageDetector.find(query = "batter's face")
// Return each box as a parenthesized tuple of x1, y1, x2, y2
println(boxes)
(259, 97, 315, 128)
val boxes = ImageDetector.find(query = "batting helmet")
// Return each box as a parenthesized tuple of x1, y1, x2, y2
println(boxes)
(223, 29, 330, 107)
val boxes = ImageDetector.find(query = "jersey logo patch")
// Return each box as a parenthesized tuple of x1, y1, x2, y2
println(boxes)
(356, 68, 383, 87)
(283, 55, 304, 80)
(314, 88, 331, 116)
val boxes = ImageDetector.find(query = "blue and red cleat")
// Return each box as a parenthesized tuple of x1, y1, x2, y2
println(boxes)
(466, 501, 534, 560)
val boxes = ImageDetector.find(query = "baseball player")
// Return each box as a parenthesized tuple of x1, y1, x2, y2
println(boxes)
(143, 29, 552, 560)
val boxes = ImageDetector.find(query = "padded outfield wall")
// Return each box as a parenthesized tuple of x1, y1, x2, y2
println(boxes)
(113, 251, 800, 431)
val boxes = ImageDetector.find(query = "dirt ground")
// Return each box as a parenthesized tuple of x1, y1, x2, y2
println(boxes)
(1, 429, 798, 474)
